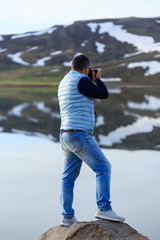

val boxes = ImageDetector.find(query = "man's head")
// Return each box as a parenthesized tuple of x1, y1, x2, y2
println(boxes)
(71, 54, 90, 76)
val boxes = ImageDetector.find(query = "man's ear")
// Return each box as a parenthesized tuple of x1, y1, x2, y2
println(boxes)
(83, 66, 89, 75)
(84, 66, 87, 73)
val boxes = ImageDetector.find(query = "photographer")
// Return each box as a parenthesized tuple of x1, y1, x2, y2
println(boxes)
(58, 54, 125, 226)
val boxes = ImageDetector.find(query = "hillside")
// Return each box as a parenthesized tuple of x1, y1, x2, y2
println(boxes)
(0, 17, 160, 150)
(0, 17, 160, 84)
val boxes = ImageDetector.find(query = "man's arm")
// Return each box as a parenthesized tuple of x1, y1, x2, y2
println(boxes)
(78, 77, 109, 99)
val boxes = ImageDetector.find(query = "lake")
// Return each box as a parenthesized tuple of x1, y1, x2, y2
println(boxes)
(0, 132, 160, 240)
(0, 86, 160, 150)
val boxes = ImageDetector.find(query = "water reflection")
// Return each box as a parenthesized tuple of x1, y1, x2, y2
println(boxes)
(0, 133, 160, 240)
(0, 87, 160, 149)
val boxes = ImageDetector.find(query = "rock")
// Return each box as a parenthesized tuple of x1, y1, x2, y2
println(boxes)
(38, 220, 150, 240)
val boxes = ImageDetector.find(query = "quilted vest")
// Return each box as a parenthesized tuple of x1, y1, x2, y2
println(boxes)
(58, 70, 95, 134)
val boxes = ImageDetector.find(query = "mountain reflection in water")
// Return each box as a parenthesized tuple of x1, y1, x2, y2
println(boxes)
(0, 87, 160, 150)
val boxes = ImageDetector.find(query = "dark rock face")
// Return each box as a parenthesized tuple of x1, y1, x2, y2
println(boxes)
(38, 220, 149, 240)
(1, 17, 160, 68)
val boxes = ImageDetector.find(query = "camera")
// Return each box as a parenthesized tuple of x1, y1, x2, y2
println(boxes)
(88, 68, 98, 81)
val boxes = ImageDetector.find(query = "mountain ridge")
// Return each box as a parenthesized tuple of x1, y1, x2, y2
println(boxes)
(0, 16, 160, 71)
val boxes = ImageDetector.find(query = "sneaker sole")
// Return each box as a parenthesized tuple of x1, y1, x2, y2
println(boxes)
(95, 214, 125, 222)
(60, 222, 70, 227)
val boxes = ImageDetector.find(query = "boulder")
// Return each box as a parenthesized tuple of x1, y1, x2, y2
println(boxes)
(38, 220, 149, 240)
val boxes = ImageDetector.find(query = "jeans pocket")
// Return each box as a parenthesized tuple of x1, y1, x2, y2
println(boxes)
(65, 135, 82, 153)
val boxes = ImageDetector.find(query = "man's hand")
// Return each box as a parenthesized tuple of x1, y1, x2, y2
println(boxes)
(91, 69, 101, 83)
(96, 69, 101, 79)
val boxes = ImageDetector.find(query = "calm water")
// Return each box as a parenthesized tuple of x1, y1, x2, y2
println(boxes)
(0, 133, 160, 240)
(0, 86, 160, 150)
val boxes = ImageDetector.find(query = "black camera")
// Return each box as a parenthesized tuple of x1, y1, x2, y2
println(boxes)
(88, 68, 98, 81)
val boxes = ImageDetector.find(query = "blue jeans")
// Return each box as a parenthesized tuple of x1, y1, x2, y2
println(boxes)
(60, 130, 112, 218)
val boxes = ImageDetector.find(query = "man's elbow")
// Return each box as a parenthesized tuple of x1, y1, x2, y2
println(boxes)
(100, 91, 109, 99)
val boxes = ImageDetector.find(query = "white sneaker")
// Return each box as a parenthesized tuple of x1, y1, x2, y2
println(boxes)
(60, 216, 78, 227)
(95, 209, 125, 222)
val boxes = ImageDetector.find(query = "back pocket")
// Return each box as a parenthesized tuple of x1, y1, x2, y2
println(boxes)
(65, 135, 82, 153)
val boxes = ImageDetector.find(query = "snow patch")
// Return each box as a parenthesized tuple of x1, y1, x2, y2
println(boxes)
(63, 61, 72, 67)
(0, 36, 4, 41)
(8, 103, 29, 117)
(50, 68, 60, 72)
(0, 115, 7, 121)
(50, 50, 62, 56)
(0, 48, 7, 53)
(96, 115, 105, 127)
(8, 52, 30, 66)
(124, 51, 142, 58)
(108, 88, 122, 94)
(74, 52, 83, 57)
(27, 46, 39, 52)
(127, 60, 160, 76)
(8, 102, 60, 119)
(33, 56, 51, 67)
(128, 95, 160, 111)
(63, 53, 84, 67)
(28, 117, 39, 123)
(11, 27, 57, 39)
(0, 127, 4, 132)
(33, 102, 51, 113)
(99, 116, 160, 147)
(156, 20, 160, 24)
(124, 111, 140, 119)
(81, 40, 88, 47)
(155, 144, 160, 149)
(33, 102, 60, 118)
(87, 23, 98, 33)
(95, 41, 105, 53)
(101, 77, 122, 82)
(154, 54, 160, 58)
(87, 22, 160, 53)
(118, 63, 127, 67)
(8, 52, 52, 67)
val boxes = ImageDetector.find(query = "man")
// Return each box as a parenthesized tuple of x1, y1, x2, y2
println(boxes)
(58, 54, 125, 227)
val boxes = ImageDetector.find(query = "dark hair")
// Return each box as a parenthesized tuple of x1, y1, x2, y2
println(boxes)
(72, 54, 90, 71)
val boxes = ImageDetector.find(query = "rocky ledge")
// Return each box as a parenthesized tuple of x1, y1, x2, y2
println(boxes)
(38, 220, 149, 240)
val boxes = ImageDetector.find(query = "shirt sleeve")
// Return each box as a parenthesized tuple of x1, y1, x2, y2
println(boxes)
(78, 77, 109, 99)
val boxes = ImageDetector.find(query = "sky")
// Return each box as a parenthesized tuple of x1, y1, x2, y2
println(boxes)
(0, 0, 160, 35)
